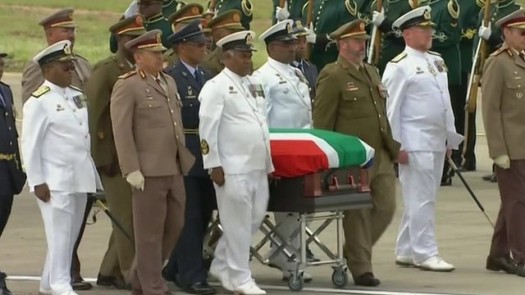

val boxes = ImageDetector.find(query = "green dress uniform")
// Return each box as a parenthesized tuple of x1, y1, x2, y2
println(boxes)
(272, 0, 308, 24)
(457, 0, 483, 170)
(215, 0, 253, 29)
(163, 0, 183, 17)
(429, 0, 462, 182)
(374, 0, 418, 74)
(475, 0, 520, 54)
(308, 0, 359, 71)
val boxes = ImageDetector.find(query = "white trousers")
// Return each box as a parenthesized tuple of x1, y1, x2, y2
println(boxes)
(396, 151, 445, 263)
(211, 170, 269, 288)
(38, 191, 87, 295)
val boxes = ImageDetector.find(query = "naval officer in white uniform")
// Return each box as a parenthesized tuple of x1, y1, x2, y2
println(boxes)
(21, 40, 102, 295)
(198, 30, 274, 295)
(251, 19, 314, 282)
(382, 6, 463, 272)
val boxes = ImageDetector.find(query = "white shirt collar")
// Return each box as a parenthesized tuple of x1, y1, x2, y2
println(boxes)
(405, 46, 428, 59)
(43, 80, 67, 96)
(181, 60, 197, 75)
(223, 67, 247, 82)
(268, 57, 294, 74)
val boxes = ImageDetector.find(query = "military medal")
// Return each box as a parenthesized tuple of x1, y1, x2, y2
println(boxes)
(434, 60, 443, 72)
(72, 94, 86, 108)
(247, 84, 257, 98)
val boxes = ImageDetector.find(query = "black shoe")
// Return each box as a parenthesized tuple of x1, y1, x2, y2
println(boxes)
(306, 247, 320, 263)
(516, 264, 525, 277)
(486, 256, 517, 274)
(183, 282, 216, 295)
(0, 272, 13, 295)
(71, 277, 93, 291)
(440, 177, 452, 186)
(353, 272, 380, 287)
(482, 173, 497, 182)
(96, 274, 129, 290)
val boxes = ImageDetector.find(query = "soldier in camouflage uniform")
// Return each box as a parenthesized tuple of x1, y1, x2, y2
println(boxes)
(427, 0, 461, 186)
(476, 0, 520, 182)
(457, 0, 484, 172)
(213, 0, 253, 29)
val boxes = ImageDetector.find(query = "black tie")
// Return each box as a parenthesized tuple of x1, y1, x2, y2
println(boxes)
(194, 69, 203, 86)
(296, 61, 305, 75)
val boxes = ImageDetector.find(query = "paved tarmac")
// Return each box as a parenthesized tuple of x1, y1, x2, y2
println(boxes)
(1, 73, 522, 295)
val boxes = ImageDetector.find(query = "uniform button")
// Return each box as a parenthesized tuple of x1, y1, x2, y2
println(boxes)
(380, 128, 384, 132)
(9, 141, 13, 146)
(171, 110, 174, 113)
(167, 99, 170, 102)
(79, 122, 83, 126)
(176, 135, 179, 139)
(8, 127, 11, 130)
(73, 109, 76, 112)
(174, 122, 177, 126)
(378, 114, 382, 118)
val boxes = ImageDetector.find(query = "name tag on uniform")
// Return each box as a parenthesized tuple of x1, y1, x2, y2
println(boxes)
(228, 86, 238, 94)
(416, 67, 424, 74)
(346, 82, 358, 91)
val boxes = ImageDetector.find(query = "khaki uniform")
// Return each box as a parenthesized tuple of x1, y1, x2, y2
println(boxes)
(110, 69, 195, 294)
(201, 47, 224, 77)
(313, 56, 399, 277)
(85, 51, 135, 280)
(21, 55, 91, 104)
(482, 44, 525, 264)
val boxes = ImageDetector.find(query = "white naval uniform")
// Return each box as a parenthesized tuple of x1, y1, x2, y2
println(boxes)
(198, 67, 274, 288)
(252, 57, 312, 272)
(382, 46, 462, 263)
(21, 80, 102, 295)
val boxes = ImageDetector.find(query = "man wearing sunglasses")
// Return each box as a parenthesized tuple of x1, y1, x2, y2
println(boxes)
(22, 40, 103, 295)
(481, 8, 525, 277)
(20, 8, 94, 291)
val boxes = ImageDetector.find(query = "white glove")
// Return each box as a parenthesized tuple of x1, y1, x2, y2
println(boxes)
(205, 8, 216, 17)
(494, 155, 510, 169)
(372, 10, 386, 26)
(126, 170, 145, 191)
(275, 6, 290, 21)
(124, 1, 139, 17)
(306, 23, 317, 44)
(478, 24, 492, 41)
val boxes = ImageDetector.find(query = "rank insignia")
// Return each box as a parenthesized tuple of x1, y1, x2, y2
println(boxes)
(187, 86, 194, 97)
(346, 82, 358, 91)
(98, 131, 105, 139)
(517, 92, 523, 99)
(200, 139, 209, 155)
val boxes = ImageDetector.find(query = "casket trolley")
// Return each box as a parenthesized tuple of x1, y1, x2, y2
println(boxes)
(203, 129, 375, 291)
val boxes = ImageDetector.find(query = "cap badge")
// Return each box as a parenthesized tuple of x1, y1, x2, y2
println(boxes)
(286, 22, 292, 33)
(424, 10, 431, 20)
(68, 11, 73, 20)
(233, 14, 241, 22)
(245, 33, 254, 45)
(63, 43, 72, 55)
(295, 20, 303, 29)
(156, 32, 162, 43)
(192, 7, 199, 14)
(136, 15, 144, 26)
(359, 22, 365, 31)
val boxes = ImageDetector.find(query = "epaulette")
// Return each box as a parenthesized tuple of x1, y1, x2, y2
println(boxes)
(476, 0, 485, 8)
(31, 85, 50, 98)
(428, 50, 441, 56)
(70, 85, 83, 92)
(490, 47, 511, 57)
(391, 52, 407, 63)
(345, 0, 358, 16)
(118, 70, 137, 79)
(241, 0, 253, 16)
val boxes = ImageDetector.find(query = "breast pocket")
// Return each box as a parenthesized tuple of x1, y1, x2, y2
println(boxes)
(340, 88, 373, 118)
(181, 97, 200, 129)
(505, 81, 525, 100)
(137, 97, 164, 109)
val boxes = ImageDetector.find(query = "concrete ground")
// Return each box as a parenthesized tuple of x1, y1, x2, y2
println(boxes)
(1, 73, 522, 295)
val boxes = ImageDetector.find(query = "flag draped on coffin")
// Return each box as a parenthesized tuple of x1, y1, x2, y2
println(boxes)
(269, 128, 375, 178)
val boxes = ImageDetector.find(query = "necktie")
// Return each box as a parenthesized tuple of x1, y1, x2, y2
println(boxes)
(155, 77, 166, 93)
(296, 61, 305, 75)
(0, 90, 5, 107)
(194, 69, 203, 86)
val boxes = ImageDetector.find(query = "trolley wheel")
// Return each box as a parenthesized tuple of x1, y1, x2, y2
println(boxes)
(288, 273, 304, 291)
(331, 268, 348, 288)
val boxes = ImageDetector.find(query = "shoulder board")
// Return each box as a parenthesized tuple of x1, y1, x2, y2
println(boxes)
(391, 52, 407, 63)
(70, 85, 83, 92)
(118, 70, 137, 79)
(490, 47, 511, 57)
(345, 0, 358, 16)
(428, 50, 441, 56)
(31, 86, 50, 98)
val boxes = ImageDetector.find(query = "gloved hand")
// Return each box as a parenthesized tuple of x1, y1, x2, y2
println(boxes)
(372, 9, 386, 26)
(494, 155, 510, 169)
(479, 24, 492, 41)
(275, 5, 290, 21)
(204, 8, 216, 17)
(126, 170, 145, 191)
(306, 23, 317, 44)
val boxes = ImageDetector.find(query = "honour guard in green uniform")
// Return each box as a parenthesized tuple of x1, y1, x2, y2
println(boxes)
(214, 0, 253, 29)
(428, 0, 461, 186)
(86, 16, 146, 289)
(457, 0, 484, 172)
(200, 10, 246, 76)
(163, 3, 205, 68)
(304, 0, 359, 71)
(371, 0, 424, 74)
(476, 0, 520, 182)
(273, 0, 308, 24)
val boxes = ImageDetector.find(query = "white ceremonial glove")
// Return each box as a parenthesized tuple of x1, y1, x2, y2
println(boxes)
(479, 24, 492, 41)
(306, 23, 317, 44)
(494, 155, 510, 170)
(124, 1, 139, 17)
(372, 10, 386, 26)
(205, 8, 216, 17)
(126, 170, 145, 191)
(275, 5, 290, 21)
